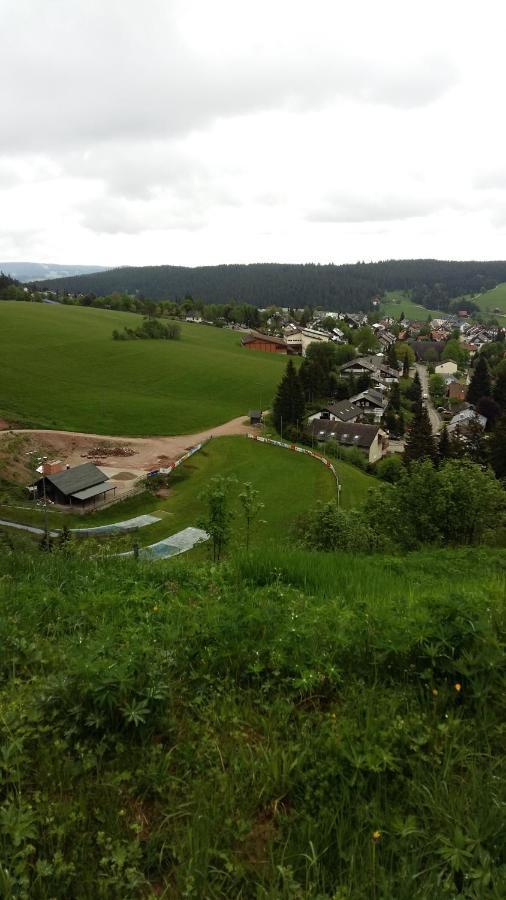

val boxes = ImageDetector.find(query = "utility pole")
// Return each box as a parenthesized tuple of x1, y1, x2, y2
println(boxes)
(38, 455, 49, 549)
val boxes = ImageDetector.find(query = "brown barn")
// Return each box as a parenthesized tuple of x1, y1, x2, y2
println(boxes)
(241, 331, 288, 353)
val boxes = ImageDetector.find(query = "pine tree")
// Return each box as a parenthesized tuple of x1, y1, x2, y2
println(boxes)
(490, 414, 506, 479)
(493, 368, 506, 411)
(406, 370, 422, 403)
(437, 425, 452, 463)
(467, 354, 492, 405)
(389, 382, 401, 412)
(404, 401, 436, 464)
(272, 359, 305, 434)
(387, 343, 398, 369)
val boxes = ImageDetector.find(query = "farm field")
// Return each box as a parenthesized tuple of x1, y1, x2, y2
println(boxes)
(0, 436, 375, 550)
(379, 290, 445, 320)
(0, 302, 288, 435)
(473, 282, 506, 316)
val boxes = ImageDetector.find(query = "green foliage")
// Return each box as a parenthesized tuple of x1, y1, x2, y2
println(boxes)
(238, 482, 264, 551)
(199, 475, 236, 561)
(442, 338, 468, 369)
(490, 414, 506, 479)
(272, 359, 305, 433)
(1, 548, 506, 896)
(353, 325, 380, 355)
(38, 260, 506, 312)
(467, 354, 492, 405)
(112, 317, 181, 341)
(403, 401, 436, 465)
(367, 459, 505, 549)
(429, 373, 446, 407)
(375, 453, 404, 483)
(295, 501, 384, 552)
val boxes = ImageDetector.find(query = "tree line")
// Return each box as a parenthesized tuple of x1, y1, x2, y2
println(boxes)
(32, 259, 506, 313)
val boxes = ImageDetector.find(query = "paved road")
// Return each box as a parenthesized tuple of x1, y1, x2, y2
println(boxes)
(415, 364, 442, 435)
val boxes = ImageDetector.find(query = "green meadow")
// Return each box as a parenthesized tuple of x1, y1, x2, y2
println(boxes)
(474, 282, 506, 317)
(379, 290, 445, 321)
(0, 302, 288, 435)
(0, 436, 375, 550)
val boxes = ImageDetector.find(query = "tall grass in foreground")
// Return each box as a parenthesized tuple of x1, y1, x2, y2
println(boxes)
(0, 548, 505, 897)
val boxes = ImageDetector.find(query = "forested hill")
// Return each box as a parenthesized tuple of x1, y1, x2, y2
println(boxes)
(35, 259, 506, 312)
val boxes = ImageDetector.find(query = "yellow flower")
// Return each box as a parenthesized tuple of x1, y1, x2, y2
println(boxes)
(372, 830, 381, 842)
(153, 605, 160, 613)
(454, 682, 462, 692)
(432, 688, 438, 696)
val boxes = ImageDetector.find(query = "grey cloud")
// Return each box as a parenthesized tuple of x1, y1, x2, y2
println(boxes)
(79, 194, 207, 235)
(0, 1, 457, 154)
(306, 192, 446, 224)
(473, 170, 506, 190)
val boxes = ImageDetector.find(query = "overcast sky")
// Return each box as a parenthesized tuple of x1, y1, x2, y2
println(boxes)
(1, 0, 506, 267)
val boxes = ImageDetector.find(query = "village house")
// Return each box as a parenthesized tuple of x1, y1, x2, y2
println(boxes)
(241, 331, 289, 354)
(348, 388, 387, 422)
(307, 401, 359, 425)
(309, 420, 389, 463)
(285, 328, 330, 356)
(340, 355, 399, 384)
(447, 383, 467, 402)
(447, 408, 487, 435)
(435, 360, 459, 376)
(34, 462, 116, 508)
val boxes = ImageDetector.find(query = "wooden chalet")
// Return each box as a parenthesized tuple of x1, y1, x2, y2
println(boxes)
(241, 331, 288, 353)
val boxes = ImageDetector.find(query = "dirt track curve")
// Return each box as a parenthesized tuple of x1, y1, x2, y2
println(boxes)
(0, 415, 256, 472)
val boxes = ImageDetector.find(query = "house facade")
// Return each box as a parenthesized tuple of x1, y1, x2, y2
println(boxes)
(309, 420, 389, 463)
(285, 329, 330, 356)
(241, 331, 288, 353)
(435, 360, 458, 375)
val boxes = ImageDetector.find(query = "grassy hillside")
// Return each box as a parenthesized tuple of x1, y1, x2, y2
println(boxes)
(0, 303, 288, 435)
(474, 282, 506, 317)
(1, 547, 505, 897)
(0, 436, 374, 550)
(380, 290, 445, 320)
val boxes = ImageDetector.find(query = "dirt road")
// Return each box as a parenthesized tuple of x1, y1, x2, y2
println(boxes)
(415, 364, 442, 435)
(0, 415, 256, 473)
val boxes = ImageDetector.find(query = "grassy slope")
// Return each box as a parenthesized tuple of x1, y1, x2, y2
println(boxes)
(474, 282, 506, 316)
(0, 302, 288, 435)
(380, 290, 445, 320)
(1, 547, 505, 897)
(0, 436, 375, 549)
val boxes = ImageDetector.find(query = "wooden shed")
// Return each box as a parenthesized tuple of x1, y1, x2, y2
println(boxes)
(35, 463, 116, 508)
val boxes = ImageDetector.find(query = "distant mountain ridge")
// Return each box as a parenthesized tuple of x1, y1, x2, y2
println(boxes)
(33, 259, 506, 313)
(0, 262, 109, 283)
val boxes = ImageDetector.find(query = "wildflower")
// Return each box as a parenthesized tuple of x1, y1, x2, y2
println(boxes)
(372, 830, 381, 842)
(153, 605, 159, 613)
(432, 688, 438, 696)
(454, 682, 462, 692)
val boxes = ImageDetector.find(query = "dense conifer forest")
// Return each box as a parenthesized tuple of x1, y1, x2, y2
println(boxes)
(35, 259, 506, 311)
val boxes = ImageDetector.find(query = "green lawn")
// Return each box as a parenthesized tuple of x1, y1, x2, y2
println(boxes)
(0, 302, 289, 435)
(473, 282, 506, 317)
(0, 436, 375, 550)
(380, 290, 445, 321)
